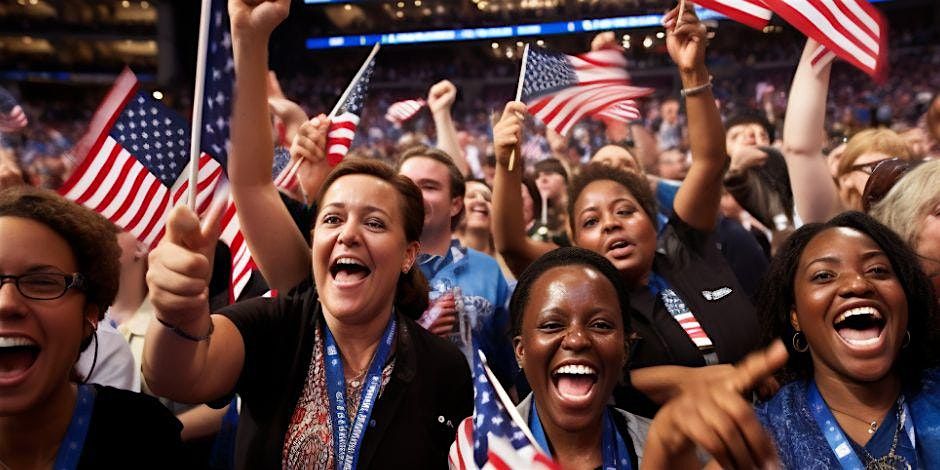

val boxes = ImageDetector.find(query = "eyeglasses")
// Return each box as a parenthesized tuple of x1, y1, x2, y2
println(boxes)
(0, 272, 85, 300)
(861, 158, 922, 212)
(846, 157, 894, 176)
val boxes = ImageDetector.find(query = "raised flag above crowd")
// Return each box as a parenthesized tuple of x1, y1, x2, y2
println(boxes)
(519, 45, 653, 137)
(58, 68, 223, 249)
(386, 97, 427, 125)
(326, 44, 380, 166)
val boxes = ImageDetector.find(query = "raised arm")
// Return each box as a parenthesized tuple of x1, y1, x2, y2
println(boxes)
(665, 6, 727, 232)
(226, 0, 310, 291)
(143, 206, 244, 403)
(491, 101, 556, 276)
(782, 39, 842, 223)
(428, 80, 469, 175)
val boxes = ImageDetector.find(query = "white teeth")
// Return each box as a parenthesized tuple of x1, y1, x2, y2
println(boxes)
(554, 364, 596, 375)
(844, 337, 881, 346)
(0, 337, 37, 348)
(334, 257, 365, 267)
(609, 240, 628, 249)
(835, 306, 882, 325)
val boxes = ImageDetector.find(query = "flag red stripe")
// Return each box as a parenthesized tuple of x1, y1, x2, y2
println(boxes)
(92, 151, 136, 214)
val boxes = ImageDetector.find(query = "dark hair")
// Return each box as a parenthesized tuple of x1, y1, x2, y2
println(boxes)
(397, 145, 466, 231)
(509, 247, 636, 361)
(0, 186, 120, 319)
(757, 211, 940, 389)
(566, 162, 658, 237)
(533, 158, 569, 183)
(316, 159, 429, 319)
(521, 175, 542, 222)
(725, 112, 776, 143)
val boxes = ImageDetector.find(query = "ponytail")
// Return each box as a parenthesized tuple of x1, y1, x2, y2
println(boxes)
(395, 266, 429, 319)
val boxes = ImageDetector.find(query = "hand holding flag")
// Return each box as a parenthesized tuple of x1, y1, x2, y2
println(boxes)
(492, 101, 527, 172)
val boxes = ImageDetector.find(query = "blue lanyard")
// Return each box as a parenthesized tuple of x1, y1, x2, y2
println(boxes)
(806, 380, 916, 469)
(53, 384, 96, 470)
(324, 313, 397, 470)
(529, 402, 632, 470)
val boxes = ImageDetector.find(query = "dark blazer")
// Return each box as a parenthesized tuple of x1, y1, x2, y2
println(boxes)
(217, 281, 473, 469)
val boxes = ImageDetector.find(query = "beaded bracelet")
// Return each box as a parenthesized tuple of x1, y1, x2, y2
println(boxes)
(155, 316, 214, 342)
(680, 76, 714, 98)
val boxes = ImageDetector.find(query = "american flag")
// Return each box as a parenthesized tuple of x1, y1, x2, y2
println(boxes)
(200, 0, 234, 168)
(594, 99, 641, 124)
(693, 0, 773, 30)
(271, 146, 299, 191)
(327, 49, 377, 166)
(59, 69, 223, 249)
(449, 351, 558, 470)
(385, 98, 426, 125)
(197, 0, 258, 300)
(521, 46, 653, 137)
(761, 0, 888, 81)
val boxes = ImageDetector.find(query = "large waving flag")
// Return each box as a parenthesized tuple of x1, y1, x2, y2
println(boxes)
(327, 44, 379, 166)
(761, 0, 888, 81)
(520, 46, 653, 137)
(693, 0, 773, 30)
(59, 69, 223, 249)
(449, 351, 558, 470)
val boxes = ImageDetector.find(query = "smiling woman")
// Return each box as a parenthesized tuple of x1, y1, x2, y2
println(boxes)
(143, 159, 473, 469)
(0, 186, 181, 468)
(508, 247, 649, 469)
(643, 212, 940, 469)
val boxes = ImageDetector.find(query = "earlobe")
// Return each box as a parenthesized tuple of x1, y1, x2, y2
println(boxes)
(513, 336, 524, 368)
(789, 308, 801, 331)
(84, 304, 100, 331)
(450, 196, 463, 218)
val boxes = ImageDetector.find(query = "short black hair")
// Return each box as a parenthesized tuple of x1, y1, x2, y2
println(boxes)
(566, 162, 658, 237)
(510, 247, 636, 352)
(756, 211, 940, 390)
(0, 186, 120, 317)
(533, 158, 568, 182)
(725, 112, 776, 143)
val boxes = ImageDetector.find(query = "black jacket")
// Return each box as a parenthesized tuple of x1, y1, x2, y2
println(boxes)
(217, 281, 473, 469)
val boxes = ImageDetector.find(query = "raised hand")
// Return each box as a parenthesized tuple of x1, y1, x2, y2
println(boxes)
(267, 71, 308, 144)
(427, 80, 457, 116)
(643, 340, 788, 470)
(228, 0, 289, 41)
(290, 114, 329, 165)
(493, 101, 527, 169)
(729, 146, 770, 173)
(663, 2, 708, 74)
(146, 204, 222, 330)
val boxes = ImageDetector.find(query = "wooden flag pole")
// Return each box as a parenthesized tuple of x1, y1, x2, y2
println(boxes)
(676, 0, 687, 29)
(507, 42, 530, 172)
(187, 0, 213, 211)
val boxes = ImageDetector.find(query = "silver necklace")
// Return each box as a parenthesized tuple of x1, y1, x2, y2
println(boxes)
(860, 404, 911, 470)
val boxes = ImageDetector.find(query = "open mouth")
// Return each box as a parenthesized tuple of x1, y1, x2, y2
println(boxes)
(833, 306, 886, 347)
(606, 239, 635, 258)
(551, 364, 598, 404)
(0, 336, 39, 383)
(329, 257, 372, 285)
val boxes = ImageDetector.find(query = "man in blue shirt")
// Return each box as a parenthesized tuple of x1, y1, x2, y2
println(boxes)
(397, 145, 518, 389)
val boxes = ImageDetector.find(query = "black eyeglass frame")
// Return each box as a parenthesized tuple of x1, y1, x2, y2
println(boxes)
(0, 272, 86, 301)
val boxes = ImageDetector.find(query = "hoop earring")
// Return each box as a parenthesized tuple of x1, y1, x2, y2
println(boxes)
(81, 318, 99, 384)
(903, 330, 911, 349)
(791, 331, 809, 353)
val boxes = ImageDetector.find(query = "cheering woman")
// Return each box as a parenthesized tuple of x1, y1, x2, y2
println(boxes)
(510, 247, 650, 468)
(0, 187, 181, 468)
(643, 212, 940, 469)
(492, 5, 760, 416)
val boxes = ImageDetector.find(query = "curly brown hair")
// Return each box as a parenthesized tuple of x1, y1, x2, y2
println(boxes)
(566, 162, 659, 237)
(0, 186, 120, 318)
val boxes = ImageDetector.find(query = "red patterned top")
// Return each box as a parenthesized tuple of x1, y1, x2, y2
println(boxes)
(282, 326, 395, 469)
